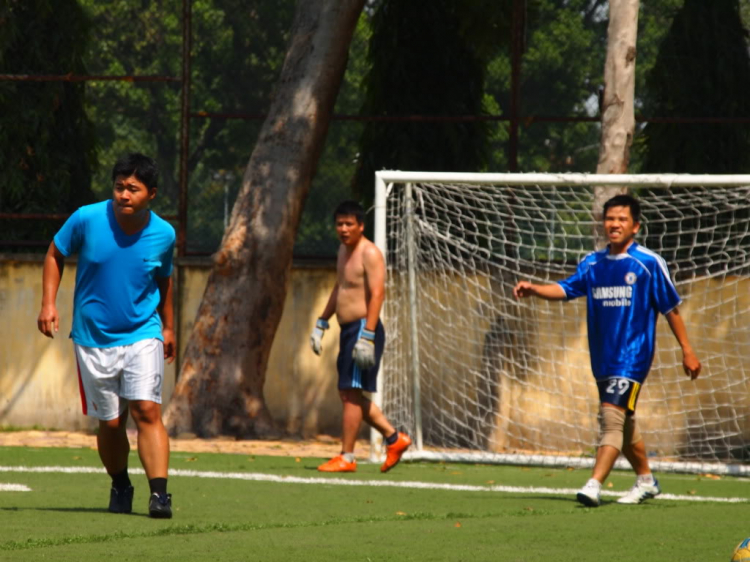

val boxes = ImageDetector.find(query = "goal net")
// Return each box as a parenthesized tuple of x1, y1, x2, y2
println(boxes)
(373, 171, 750, 475)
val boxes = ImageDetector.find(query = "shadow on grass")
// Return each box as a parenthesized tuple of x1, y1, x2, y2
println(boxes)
(0, 506, 151, 517)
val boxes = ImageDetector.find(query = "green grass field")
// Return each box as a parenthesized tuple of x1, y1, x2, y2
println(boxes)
(0, 446, 747, 561)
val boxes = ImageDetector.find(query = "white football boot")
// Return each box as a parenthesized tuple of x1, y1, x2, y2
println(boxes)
(617, 478, 661, 504)
(576, 479, 601, 507)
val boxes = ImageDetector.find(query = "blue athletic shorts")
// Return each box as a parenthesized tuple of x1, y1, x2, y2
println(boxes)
(596, 377, 642, 414)
(337, 319, 385, 392)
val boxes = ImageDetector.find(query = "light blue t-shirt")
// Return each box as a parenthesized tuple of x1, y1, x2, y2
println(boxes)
(54, 200, 176, 348)
(556, 242, 681, 383)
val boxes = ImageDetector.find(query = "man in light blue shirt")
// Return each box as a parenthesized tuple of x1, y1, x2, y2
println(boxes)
(514, 194, 701, 507)
(38, 153, 176, 518)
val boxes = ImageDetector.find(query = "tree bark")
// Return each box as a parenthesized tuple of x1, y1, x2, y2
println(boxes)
(164, 0, 365, 438)
(594, 0, 639, 246)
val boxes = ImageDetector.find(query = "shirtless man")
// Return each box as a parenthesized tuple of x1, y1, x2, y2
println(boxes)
(311, 200, 411, 473)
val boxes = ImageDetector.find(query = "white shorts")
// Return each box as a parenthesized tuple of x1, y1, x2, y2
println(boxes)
(74, 338, 164, 421)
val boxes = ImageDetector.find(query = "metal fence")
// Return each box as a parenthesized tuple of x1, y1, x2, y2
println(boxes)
(2, 0, 748, 258)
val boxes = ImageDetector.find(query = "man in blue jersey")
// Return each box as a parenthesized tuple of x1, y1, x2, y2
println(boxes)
(37, 153, 176, 518)
(513, 194, 701, 507)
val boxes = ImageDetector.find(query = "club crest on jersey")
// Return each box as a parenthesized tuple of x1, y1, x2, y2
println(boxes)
(625, 272, 637, 285)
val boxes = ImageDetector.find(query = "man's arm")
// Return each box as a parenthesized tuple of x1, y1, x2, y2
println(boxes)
(664, 307, 701, 380)
(157, 276, 176, 364)
(513, 281, 566, 301)
(310, 282, 339, 356)
(37, 242, 65, 338)
(319, 284, 339, 321)
(362, 244, 385, 332)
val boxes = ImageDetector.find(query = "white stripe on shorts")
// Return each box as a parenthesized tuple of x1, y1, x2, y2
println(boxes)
(74, 338, 165, 421)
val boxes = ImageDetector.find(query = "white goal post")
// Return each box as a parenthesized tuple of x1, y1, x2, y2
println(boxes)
(371, 171, 750, 476)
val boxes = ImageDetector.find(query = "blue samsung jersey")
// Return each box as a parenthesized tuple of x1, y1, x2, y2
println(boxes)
(557, 242, 681, 383)
(54, 200, 175, 348)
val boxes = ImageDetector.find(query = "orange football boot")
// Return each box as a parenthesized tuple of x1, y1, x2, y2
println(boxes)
(317, 455, 357, 473)
(380, 432, 412, 473)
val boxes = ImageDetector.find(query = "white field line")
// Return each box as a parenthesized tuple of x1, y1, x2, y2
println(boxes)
(0, 466, 745, 503)
(0, 483, 31, 492)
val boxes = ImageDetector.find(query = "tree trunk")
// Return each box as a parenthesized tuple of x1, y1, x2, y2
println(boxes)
(164, 0, 365, 438)
(594, 0, 639, 246)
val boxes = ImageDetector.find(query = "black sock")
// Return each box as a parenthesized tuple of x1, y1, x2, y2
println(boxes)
(385, 432, 399, 446)
(149, 477, 168, 496)
(111, 468, 131, 490)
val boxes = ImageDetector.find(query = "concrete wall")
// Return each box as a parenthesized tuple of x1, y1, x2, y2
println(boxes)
(381, 271, 750, 458)
(4, 255, 750, 460)
(0, 256, 342, 436)
(1, 257, 94, 430)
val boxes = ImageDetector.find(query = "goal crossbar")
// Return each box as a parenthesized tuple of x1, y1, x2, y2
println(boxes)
(375, 171, 750, 187)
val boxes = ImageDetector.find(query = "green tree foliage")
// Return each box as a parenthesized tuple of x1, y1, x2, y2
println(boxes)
(78, 0, 295, 204)
(3, 0, 353, 255)
(506, 0, 607, 172)
(8, 1, 749, 255)
(0, 0, 97, 244)
(637, 0, 750, 173)
(76, 0, 296, 253)
(293, 14, 372, 257)
(635, 0, 750, 272)
(350, 0, 646, 179)
(181, 0, 297, 252)
(353, 0, 506, 201)
(79, 0, 183, 206)
(484, 0, 693, 174)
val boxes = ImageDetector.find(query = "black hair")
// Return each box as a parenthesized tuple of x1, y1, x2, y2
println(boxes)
(603, 194, 641, 223)
(333, 200, 365, 224)
(111, 153, 159, 190)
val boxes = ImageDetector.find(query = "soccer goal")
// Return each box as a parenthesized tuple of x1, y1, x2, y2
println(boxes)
(371, 171, 750, 475)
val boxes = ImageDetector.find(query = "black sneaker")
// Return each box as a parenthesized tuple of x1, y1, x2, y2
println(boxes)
(148, 492, 173, 519)
(108, 486, 134, 514)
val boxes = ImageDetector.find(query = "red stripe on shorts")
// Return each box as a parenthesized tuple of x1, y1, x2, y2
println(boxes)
(76, 353, 88, 415)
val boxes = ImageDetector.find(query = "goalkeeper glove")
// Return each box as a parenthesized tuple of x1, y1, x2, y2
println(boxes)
(310, 318, 329, 355)
(352, 328, 376, 370)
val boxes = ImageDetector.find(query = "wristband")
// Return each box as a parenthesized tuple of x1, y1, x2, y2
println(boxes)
(316, 318, 330, 330)
(361, 328, 376, 342)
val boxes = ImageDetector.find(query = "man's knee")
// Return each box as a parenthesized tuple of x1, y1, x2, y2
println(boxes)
(339, 388, 366, 405)
(599, 404, 626, 451)
(99, 410, 128, 432)
(623, 413, 642, 445)
(129, 400, 162, 424)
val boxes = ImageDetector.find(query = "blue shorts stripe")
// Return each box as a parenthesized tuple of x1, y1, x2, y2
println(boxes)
(337, 318, 385, 392)
(352, 319, 365, 388)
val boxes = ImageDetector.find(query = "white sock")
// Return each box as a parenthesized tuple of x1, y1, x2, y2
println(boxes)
(342, 453, 356, 463)
(637, 473, 655, 485)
